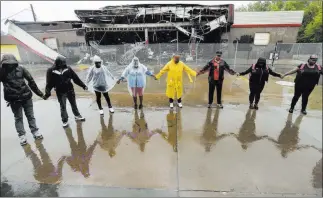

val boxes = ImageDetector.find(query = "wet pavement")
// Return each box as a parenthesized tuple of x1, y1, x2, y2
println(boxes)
(1, 66, 322, 197)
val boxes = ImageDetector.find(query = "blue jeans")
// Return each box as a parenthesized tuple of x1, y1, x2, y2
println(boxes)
(10, 99, 38, 136)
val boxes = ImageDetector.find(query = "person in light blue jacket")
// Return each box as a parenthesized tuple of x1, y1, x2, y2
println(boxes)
(117, 57, 156, 109)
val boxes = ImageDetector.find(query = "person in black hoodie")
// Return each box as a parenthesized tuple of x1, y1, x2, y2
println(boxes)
(238, 57, 282, 110)
(282, 54, 322, 115)
(44, 56, 87, 127)
(197, 51, 237, 108)
(0, 54, 44, 146)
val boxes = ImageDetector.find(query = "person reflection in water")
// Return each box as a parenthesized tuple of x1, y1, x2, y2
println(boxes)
(267, 114, 304, 158)
(231, 109, 268, 150)
(97, 114, 126, 158)
(63, 122, 97, 178)
(312, 158, 322, 189)
(201, 108, 231, 152)
(22, 142, 65, 190)
(156, 109, 182, 152)
(127, 110, 156, 152)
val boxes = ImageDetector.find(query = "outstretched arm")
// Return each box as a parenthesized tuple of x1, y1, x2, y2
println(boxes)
(85, 67, 94, 85)
(239, 66, 252, 76)
(183, 63, 197, 77)
(155, 63, 170, 79)
(223, 61, 236, 75)
(283, 66, 299, 77)
(197, 62, 211, 76)
(22, 67, 44, 98)
(269, 68, 282, 78)
(44, 68, 54, 98)
(69, 67, 87, 89)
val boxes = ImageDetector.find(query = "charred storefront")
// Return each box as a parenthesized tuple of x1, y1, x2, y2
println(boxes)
(75, 4, 234, 45)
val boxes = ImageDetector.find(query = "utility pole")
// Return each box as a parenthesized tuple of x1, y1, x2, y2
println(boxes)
(30, 4, 37, 22)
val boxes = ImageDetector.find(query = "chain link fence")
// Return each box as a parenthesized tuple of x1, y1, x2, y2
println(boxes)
(7, 42, 322, 80)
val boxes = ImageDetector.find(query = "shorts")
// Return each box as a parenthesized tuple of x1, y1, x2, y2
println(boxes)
(131, 87, 143, 97)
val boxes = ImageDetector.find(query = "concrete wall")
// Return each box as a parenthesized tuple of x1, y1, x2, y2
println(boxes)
(223, 27, 300, 43)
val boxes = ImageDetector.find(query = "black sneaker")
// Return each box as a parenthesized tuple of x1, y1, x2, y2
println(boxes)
(207, 104, 212, 108)
(249, 104, 254, 109)
(217, 104, 223, 109)
(289, 108, 294, 113)
(139, 104, 143, 109)
(301, 110, 307, 115)
(134, 104, 138, 109)
(254, 104, 259, 110)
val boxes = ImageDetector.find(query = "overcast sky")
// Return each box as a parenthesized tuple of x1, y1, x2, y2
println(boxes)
(1, 1, 251, 33)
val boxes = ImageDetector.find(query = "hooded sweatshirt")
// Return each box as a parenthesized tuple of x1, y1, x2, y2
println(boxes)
(240, 57, 281, 84)
(45, 56, 86, 96)
(0, 54, 44, 102)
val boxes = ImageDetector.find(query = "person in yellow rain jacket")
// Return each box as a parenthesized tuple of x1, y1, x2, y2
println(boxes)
(155, 54, 197, 108)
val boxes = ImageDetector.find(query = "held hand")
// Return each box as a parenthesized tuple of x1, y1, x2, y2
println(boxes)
(84, 86, 88, 91)
(236, 73, 240, 77)
(117, 80, 121, 84)
(280, 74, 285, 79)
(153, 75, 158, 80)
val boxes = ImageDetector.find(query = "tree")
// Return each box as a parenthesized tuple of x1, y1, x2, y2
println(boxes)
(235, 1, 323, 43)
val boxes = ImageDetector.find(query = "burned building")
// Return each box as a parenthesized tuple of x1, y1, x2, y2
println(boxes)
(75, 4, 234, 45)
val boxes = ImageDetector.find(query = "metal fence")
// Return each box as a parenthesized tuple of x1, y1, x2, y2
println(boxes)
(11, 42, 323, 72)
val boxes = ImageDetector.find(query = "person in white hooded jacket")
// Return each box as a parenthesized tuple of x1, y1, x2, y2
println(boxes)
(117, 57, 155, 109)
(86, 55, 116, 115)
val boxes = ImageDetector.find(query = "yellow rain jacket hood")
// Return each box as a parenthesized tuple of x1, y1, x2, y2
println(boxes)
(155, 58, 196, 99)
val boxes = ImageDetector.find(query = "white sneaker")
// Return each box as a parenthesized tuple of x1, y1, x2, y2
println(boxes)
(19, 135, 27, 146)
(75, 115, 85, 121)
(33, 131, 43, 140)
(178, 103, 183, 108)
(62, 121, 69, 128)
(99, 109, 104, 115)
(170, 103, 174, 108)
(109, 108, 115, 113)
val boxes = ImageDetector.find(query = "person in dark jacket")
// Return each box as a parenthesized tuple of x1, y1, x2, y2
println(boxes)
(197, 51, 237, 108)
(238, 57, 282, 110)
(282, 54, 322, 115)
(44, 56, 87, 127)
(0, 54, 44, 146)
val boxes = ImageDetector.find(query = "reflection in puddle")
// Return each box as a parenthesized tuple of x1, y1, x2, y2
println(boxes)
(312, 158, 322, 189)
(97, 115, 126, 158)
(156, 109, 182, 152)
(127, 110, 157, 152)
(23, 142, 64, 185)
(232, 109, 269, 151)
(64, 122, 97, 178)
(266, 114, 304, 158)
(200, 108, 231, 152)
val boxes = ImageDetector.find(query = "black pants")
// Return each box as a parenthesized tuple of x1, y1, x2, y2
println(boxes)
(208, 80, 223, 105)
(249, 82, 265, 104)
(169, 98, 182, 103)
(57, 90, 81, 123)
(290, 83, 315, 111)
(95, 91, 112, 109)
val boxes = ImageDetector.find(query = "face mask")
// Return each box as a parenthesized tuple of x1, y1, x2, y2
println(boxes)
(308, 59, 317, 65)
(174, 58, 180, 64)
(134, 61, 139, 68)
(95, 62, 101, 68)
(215, 56, 221, 61)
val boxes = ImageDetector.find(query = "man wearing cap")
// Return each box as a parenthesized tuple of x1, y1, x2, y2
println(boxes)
(197, 51, 237, 108)
(282, 54, 322, 115)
